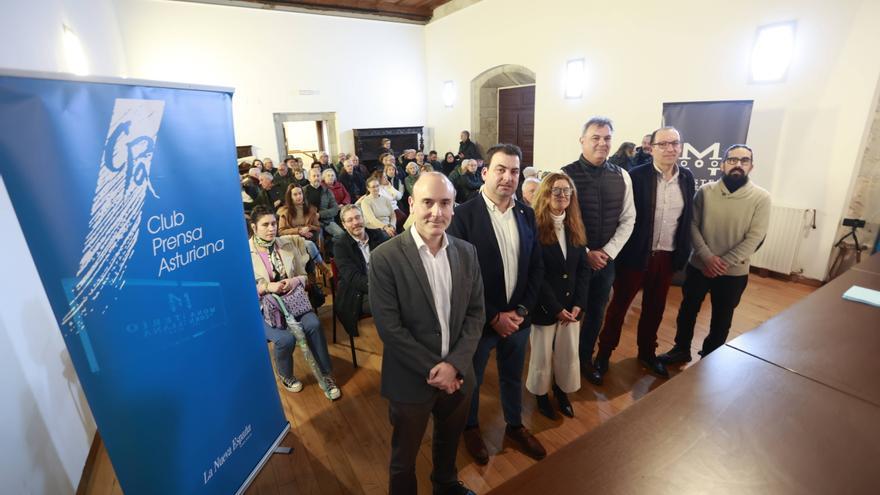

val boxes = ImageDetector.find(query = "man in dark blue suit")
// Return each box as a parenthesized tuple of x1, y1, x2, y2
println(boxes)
(447, 143, 546, 464)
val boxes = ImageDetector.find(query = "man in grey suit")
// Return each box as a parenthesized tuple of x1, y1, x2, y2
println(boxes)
(369, 172, 485, 495)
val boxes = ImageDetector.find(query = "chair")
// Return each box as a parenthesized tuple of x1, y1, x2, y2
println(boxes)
(329, 259, 372, 368)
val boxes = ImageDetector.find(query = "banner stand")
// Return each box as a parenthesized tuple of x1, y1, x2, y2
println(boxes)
(234, 423, 291, 495)
(1, 70, 292, 495)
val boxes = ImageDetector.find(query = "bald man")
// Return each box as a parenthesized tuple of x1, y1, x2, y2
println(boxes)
(369, 172, 485, 495)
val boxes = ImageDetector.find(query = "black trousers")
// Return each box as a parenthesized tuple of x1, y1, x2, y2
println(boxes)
(674, 264, 749, 356)
(388, 379, 474, 495)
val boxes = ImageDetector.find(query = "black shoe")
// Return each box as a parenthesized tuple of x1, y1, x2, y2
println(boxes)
(535, 394, 558, 420)
(638, 355, 670, 378)
(657, 346, 693, 365)
(435, 480, 477, 495)
(582, 362, 603, 386)
(594, 354, 610, 378)
(553, 386, 574, 418)
(463, 426, 489, 465)
(505, 424, 547, 460)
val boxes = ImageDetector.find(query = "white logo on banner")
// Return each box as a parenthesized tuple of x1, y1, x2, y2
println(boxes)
(679, 142, 722, 187)
(63, 99, 165, 328)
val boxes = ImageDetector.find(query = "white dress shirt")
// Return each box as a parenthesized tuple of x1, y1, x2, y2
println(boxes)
(410, 225, 452, 358)
(482, 192, 520, 303)
(352, 233, 371, 269)
(598, 168, 636, 259)
(651, 165, 685, 251)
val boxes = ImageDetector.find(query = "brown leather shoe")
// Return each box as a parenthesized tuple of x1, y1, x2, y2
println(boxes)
(505, 424, 546, 460)
(462, 426, 489, 465)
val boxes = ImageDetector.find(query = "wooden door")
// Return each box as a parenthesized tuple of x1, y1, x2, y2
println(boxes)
(498, 85, 535, 166)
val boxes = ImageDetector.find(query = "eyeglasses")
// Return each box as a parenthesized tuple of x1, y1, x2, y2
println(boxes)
(551, 187, 573, 197)
(652, 141, 681, 149)
(724, 157, 752, 165)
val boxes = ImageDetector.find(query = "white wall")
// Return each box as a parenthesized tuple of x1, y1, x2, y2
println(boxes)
(0, 0, 126, 491)
(0, 1, 427, 492)
(114, 0, 427, 160)
(425, 0, 880, 280)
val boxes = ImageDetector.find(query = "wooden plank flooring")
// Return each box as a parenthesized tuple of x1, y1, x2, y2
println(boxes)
(78, 274, 813, 495)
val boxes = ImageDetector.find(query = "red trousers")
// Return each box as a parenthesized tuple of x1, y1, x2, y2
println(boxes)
(597, 251, 674, 359)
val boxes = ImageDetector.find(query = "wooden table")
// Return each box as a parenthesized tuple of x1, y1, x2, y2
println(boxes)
(490, 347, 880, 494)
(491, 256, 880, 494)
(851, 251, 880, 275)
(728, 262, 880, 406)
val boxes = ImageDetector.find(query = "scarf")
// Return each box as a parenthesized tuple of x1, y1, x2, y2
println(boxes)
(254, 236, 285, 281)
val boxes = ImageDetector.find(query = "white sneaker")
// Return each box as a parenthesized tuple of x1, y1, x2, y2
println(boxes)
(322, 376, 341, 400)
(280, 375, 303, 393)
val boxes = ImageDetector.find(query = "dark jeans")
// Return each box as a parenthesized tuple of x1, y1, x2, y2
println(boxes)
(388, 380, 474, 495)
(674, 265, 749, 356)
(579, 259, 615, 365)
(598, 252, 674, 359)
(263, 311, 332, 377)
(466, 326, 531, 428)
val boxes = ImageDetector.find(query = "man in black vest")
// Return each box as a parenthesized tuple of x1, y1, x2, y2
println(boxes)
(562, 116, 635, 385)
(594, 127, 695, 381)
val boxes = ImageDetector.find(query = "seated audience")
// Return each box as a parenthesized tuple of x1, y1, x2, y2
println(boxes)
(440, 151, 458, 180)
(350, 154, 368, 177)
(273, 159, 294, 193)
(335, 152, 348, 173)
(521, 177, 541, 207)
(378, 166, 407, 230)
(609, 142, 636, 171)
(317, 151, 333, 171)
(398, 148, 417, 169)
(249, 206, 340, 400)
(360, 176, 397, 238)
(403, 161, 420, 198)
(277, 183, 330, 277)
(454, 158, 482, 204)
(339, 157, 367, 200)
(254, 172, 283, 211)
(334, 204, 387, 337)
(293, 167, 309, 187)
(304, 167, 344, 242)
(277, 184, 321, 241)
(323, 168, 352, 206)
(426, 150, 441, 170)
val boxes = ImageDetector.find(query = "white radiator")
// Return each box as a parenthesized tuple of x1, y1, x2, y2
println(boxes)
(750, 205, 811, 274)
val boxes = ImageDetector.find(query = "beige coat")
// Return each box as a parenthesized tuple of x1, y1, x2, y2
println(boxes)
(249, 235, 310, 287)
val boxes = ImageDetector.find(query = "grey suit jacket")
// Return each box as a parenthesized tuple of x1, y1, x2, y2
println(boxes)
(368, 230, 485, 404)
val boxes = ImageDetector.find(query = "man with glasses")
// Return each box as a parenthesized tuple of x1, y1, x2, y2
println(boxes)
(593, 127, 695, 381)
(562, 117, 635, 385)
(659, 144, 770, 364)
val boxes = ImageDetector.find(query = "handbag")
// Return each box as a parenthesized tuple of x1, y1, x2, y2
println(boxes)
(279, 283, 313, 318)
(308, 282, 326, 309)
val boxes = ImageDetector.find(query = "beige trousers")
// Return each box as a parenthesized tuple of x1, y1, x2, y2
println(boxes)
(526, 320, 581, 395)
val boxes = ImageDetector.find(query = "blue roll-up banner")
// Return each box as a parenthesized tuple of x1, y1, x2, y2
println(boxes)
(0, 72, 288, 494)
(662, 100, 753, 188)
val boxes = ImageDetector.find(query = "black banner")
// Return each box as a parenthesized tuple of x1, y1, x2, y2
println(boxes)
(662, 100, 753, 188)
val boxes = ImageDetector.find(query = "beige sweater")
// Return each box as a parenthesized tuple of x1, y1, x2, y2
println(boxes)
(689, 179, 771, 277)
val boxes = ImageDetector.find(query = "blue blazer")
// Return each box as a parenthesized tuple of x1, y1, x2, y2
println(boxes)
(447, 195, 544, 331)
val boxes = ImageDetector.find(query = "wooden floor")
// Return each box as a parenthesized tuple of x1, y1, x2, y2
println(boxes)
(79, 274, 814, 495)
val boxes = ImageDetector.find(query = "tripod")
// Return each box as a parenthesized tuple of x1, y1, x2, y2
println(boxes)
(829, 224, 866, 278)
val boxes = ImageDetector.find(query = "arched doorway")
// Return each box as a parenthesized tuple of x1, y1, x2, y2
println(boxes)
(470, 64, 536, 165)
